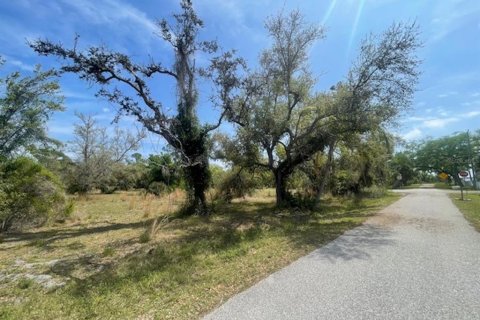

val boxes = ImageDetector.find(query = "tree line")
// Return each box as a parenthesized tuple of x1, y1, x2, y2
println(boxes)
(1, 0, 424, 230)
(391, 131, 480, 187)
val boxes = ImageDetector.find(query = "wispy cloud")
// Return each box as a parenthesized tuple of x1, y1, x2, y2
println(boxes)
(416, 101, 426, 107)
(422, 117, 459, 128)
(437, 91, 457, 98)
(62, 89, 96, 100)
(403, 128, 422, 140)
(408, 116, 428, 122)
(462, 110, 480, 118)
(5, 57, 35, 71)
(429, 0, 480, 42)
(60, 0, 157, 34)
(48, 124, 74, 135)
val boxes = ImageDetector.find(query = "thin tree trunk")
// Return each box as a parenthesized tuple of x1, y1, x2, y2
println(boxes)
(315, 141, 335, 206)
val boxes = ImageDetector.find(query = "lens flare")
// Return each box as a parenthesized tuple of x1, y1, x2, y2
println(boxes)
(347, 0, 366, 57)
(321, 0, 338, 26)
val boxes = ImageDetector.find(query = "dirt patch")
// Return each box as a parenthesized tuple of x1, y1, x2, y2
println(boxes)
(403, 217, 455, 233)
(368, 212, 402, 228)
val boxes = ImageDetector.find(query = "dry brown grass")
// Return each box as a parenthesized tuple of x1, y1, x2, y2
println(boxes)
(0, 189, 401, 320)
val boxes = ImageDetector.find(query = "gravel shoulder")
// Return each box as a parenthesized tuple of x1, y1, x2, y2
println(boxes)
(205, 189, 480, 320)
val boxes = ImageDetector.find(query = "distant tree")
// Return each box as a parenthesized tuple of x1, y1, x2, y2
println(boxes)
(0, 63, 63, 158)
(220, 11, 420, 206)
(68, 113, 144, 194)
(30, 0, 246, 214)
(413, 132, 474, 186)
(389, 150, 417, 187)
(145, 153, 182, 195)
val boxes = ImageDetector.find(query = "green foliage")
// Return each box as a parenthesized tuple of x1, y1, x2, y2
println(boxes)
(389, 151, 418, 187)
(216, 168, 257, 202)
(0, 66, 63, 158)
(413, 131, 479, 186)
(147, 181, 169, 196)
(221, 14, 420, 205)
(361, 185, 388, 198)
(329, 131, 393, 195)
(0, 157, 71, 231)
(139, 231, 151, 243)
(144, 154, 183, 195)
(209, 164, 227, 189)
(17, 278, 35, 290)
(102, 246, 115, 257)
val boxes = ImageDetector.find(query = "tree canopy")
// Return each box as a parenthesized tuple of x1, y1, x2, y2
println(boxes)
(0, 63, 63, 158)
(217, 11, 421, 205)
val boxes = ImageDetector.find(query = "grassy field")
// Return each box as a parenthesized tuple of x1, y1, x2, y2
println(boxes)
(434, 182, 453, 189)
(0, 189, 400, 319)
(449, 193, 480, 232)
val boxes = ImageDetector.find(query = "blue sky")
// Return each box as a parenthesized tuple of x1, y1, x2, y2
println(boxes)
(1, 0, 479, 155)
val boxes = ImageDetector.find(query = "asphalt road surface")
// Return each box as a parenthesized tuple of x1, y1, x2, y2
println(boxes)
(204, 189, 480, 320)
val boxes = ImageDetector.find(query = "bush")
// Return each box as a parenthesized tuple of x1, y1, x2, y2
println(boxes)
(361, 185, 387, 198)
(0, 157, 72, 231)
(216, 169, 256, 203)
(147, 181, 168, 196)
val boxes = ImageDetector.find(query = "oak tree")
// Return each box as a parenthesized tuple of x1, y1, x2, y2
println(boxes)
(30, 0, 245, 214)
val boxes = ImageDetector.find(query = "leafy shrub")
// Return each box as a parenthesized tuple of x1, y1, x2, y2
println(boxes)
(330, 170, 361, 196)
(147, 181, 168, 196)
(216, 169, 256, 203)
(102, 246, 115, 257)
(17, 277, 35, 289)
(361, 185, 387, 198)
(139, 231, 151, 243)
(0, 157, 72, 231)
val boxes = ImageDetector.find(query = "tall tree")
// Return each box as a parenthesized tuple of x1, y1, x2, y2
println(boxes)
(0, 62, 63, 158)
(222, 12, 420, 205)
(30, 0, 245, 214)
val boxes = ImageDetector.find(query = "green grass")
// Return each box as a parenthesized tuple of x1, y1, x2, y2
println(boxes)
(0, 190, 401, 319)
(434, 182, 452, 189)
(399, 183, 422, 189)
(450, 193, 480, 232)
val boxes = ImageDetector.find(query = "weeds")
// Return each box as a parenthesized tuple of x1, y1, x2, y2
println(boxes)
(0, 190, 401, 319)
(17, 278, 34, 290)
(102, 246, 115, 257)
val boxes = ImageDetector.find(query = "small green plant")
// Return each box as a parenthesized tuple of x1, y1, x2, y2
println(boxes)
(17, 277, 34, 289)
(139, 218, 165, 243)
(102, 246, 115, 257)
(30, 239, 48, 248)
(139, 231, 151, 243)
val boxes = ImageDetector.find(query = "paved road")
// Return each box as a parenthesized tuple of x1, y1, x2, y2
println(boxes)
(205, 189, 480, 319)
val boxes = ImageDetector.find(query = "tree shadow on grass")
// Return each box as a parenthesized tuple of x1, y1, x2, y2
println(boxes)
(2, 220, 153, 247)
(3, 197, 395, 316)
(55, 200, 388, 301)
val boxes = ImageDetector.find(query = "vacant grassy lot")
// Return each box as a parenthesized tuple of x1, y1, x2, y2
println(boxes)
(0, 189, 400, 319)
(450, 193, 480, 232)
